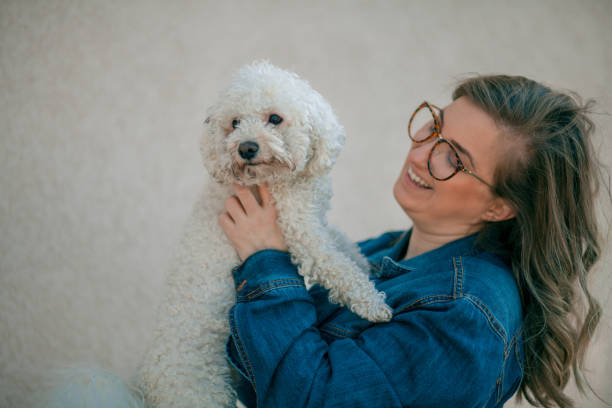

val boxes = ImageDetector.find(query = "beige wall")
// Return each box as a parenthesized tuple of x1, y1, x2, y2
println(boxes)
(1, 0, 610, 406)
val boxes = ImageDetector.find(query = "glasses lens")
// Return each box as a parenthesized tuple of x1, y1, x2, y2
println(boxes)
(409, 106, 437, 142)
(429, 140, 459, 180)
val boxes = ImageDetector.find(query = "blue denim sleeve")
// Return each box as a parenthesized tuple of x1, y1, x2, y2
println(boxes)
(226, 249, 505, 407)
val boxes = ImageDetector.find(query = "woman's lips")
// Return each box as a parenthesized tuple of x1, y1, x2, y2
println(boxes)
(405, 164, 433, 190)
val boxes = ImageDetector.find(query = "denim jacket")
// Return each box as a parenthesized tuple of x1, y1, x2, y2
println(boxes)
(226, 229, 524, 407)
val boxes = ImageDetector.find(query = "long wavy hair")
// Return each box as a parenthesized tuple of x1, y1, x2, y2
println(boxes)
(452, 75, 610, 407)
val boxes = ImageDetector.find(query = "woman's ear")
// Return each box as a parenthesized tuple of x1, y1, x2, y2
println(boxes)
(482, 197, 516, 222)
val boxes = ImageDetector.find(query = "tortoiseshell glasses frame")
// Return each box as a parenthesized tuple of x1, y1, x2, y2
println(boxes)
(407, 101, 493, 188)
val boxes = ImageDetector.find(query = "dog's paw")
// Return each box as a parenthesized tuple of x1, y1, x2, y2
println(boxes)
(368, 302, 394, 322)
(349, 297, 393, 323)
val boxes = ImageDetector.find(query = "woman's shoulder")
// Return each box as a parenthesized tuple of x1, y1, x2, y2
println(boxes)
(355, 230, 523, 340)
(382, 246, 523, 345)
(448, 253, 523, 343)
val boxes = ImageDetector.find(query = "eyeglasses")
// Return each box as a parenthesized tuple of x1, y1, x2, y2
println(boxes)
(408, 101, 493, 188)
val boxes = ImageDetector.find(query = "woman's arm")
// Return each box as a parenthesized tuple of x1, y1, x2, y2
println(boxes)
(219, 183, 512, 406)
(226, 249, 508, 408)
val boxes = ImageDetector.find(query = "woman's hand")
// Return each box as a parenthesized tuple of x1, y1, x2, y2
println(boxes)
(218, 182, 288, 262)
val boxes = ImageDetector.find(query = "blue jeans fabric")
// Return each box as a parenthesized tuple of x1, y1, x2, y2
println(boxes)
(226, 229, 524, 407)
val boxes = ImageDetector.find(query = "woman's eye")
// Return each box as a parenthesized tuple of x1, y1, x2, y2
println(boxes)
(232, 119, 240, 129)
(268, 114, 283, 125)
(447, 152, 456, 167)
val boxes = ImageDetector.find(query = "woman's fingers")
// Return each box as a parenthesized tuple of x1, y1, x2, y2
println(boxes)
(232, 183, 261, 214)
(226, 182, 275, 219)
(224, 195, 246, 221)
(218, 211, 235, 228)
(258, 182, 274, 207)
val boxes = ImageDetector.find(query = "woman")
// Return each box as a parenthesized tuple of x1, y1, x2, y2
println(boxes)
(218, 74, 608, 407)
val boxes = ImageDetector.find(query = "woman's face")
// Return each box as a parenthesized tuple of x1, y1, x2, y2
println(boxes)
(393, 96, 511, 236)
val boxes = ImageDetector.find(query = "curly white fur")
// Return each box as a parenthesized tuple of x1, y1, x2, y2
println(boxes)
(37, 61, 392, 408)
(137, 60, 393, 407)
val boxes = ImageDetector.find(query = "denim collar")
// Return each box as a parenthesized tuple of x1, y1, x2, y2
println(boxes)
(369, 228, 481, 279)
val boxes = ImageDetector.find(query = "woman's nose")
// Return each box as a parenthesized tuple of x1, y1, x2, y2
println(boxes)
(410, 139, 434, 162)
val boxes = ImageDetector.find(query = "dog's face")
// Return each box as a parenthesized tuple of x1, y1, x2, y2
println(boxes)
(201, 61, 345, 185)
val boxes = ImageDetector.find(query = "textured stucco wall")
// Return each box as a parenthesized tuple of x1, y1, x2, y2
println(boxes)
(1, 1, 611, 406)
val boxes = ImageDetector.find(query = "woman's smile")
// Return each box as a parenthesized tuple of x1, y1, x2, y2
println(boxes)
(406, 164, 433, 190)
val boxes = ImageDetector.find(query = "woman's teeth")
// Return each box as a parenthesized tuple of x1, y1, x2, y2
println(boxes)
(407, 165, 432, 189)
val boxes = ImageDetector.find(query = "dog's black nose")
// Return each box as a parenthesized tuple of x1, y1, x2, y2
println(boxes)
(238, 141, 259, 160)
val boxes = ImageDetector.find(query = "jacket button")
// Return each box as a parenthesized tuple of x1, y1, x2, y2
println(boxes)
(237, 280, 247, 291)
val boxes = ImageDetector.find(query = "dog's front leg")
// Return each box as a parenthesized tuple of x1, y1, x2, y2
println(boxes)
(326, 225, 372, 277)
(271, 183, 392, 323)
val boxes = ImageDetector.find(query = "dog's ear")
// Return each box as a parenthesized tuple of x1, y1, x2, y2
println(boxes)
(303, 94, 346, 177)
(200, 112, 221, 180)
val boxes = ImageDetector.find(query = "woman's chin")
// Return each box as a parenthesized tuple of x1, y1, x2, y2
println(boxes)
(393, 178, 412, 213)
(393, 175, 431, 217)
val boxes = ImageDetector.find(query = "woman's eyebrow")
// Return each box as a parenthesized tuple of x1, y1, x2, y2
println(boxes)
(440, 108, 477, 170)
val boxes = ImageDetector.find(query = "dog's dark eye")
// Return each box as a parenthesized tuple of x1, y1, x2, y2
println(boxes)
(232, 119, 240, 129)
(268, 114, 283, 125)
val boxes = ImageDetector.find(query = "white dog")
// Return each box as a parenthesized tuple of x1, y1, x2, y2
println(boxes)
(34, 61, 392, 408)
(137, 61, 392, 407)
